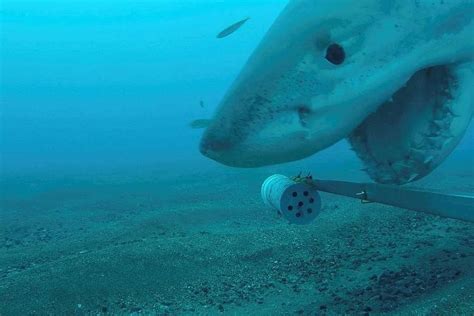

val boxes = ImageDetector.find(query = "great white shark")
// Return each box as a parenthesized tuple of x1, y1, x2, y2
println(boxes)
(200, 0, 474, 184)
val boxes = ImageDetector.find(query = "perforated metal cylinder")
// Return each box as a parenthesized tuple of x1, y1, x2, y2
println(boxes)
(261, 174, 321, 225)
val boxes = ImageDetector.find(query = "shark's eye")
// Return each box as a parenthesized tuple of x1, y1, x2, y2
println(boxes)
(325, 43, 345, 65)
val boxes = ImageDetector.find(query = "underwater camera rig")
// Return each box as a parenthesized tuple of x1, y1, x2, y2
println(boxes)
(261, 174, 474, 225)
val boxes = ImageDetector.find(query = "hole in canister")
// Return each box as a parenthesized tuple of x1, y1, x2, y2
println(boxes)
(292, 192, 298, 197)
(288, 205, 293, 211)
(298, 201, 304, 207)
(296, 212, 302, 218)
(303, 191, 309, 196)
(309, 198, 314, 203)
(307, 208, 312, 214)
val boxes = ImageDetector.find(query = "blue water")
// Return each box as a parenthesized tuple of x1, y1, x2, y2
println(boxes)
(2, 1, 284, 172)
(1, 1, 474, 315)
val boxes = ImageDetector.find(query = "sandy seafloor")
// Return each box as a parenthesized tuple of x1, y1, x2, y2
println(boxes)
(1, 160, 473, 315)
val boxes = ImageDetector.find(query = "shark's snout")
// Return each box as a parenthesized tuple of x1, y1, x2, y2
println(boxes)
(199, 105, 320, 168)
(199, 128, 234, 162)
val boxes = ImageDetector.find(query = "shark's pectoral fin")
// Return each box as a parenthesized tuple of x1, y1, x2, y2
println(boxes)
(348, 63, 473, 185)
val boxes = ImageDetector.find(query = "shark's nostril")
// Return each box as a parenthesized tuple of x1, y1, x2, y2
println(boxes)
(297, 105, 311, 127)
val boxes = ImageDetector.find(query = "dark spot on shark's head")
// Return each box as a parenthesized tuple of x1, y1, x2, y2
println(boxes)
(297, 105, 311, 116)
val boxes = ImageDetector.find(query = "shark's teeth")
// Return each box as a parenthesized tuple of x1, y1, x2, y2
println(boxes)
(426, 132, 438, 138)
(444, 105, 457, 116)
(430, 119, 451, 131)
(435, 105, 458, 119)
(347, 62, 467, 186)
(391, 161, 410, 169)
(420, 132, 439, 139)
(409, 148, 428, 160)
(375, 173, 396, 184)
(440, 130, 454, 137)
(427, 140, 443, 150)
(442, 138, 453, 147)
(423, 155, 434, 164)
(410, 141, 425, 150)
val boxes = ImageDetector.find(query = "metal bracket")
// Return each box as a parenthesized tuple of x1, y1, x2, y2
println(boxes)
(356, 190, 372, 203)
(292, 172, 314, 185)
(307, 177, 474, 222)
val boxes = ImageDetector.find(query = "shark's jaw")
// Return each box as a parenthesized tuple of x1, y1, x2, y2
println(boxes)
(348, 62, 474, 184)
(200, 0, 473, 179)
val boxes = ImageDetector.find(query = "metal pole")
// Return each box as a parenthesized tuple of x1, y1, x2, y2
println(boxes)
(312, 179, 474, 223)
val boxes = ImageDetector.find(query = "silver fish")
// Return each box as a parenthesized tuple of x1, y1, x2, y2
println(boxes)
(217, 17, 250, 38)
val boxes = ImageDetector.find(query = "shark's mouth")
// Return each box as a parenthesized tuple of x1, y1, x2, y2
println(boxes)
(348, 63, 472, 184)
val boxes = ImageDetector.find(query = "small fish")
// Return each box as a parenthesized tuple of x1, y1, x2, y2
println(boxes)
(217, 17, 250, 39)
(189, 119, 213, 129)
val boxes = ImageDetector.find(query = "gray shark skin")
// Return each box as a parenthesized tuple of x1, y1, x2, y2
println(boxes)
(200, 0, 474, 184)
